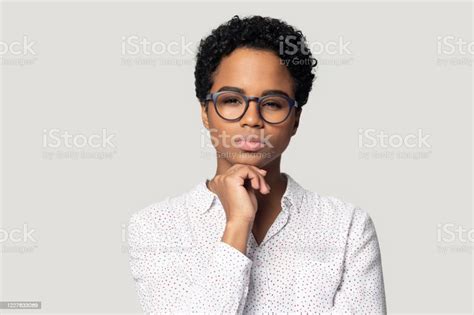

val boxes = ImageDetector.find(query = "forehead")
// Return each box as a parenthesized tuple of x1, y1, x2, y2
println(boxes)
(211, 47, 294, 95)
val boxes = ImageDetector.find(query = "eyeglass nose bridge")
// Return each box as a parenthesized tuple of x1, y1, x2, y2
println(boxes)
(240, 95, 265, 122)
(246, 95, 261, 103)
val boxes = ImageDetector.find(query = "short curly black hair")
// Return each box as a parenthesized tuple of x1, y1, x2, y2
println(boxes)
(194, 15, 318, 109)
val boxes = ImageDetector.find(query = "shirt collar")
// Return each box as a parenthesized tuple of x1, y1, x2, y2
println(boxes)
(189, 172, 306, 215)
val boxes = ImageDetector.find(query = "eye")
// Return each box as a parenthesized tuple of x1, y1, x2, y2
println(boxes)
(218, 94, 244, 106)
(262, 102, 283, 109)
(223, 97, 241, 104)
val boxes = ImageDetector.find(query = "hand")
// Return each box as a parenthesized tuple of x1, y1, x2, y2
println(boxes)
(207, 164, 271, 225)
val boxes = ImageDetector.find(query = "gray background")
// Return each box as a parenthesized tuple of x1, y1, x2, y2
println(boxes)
(1, 1, 472, 314)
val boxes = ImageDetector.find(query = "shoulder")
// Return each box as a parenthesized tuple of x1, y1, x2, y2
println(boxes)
(302, 189, 356, 218)
(302, 190, 376, 234)
(127, 187, 194, 247)
(129, 192, 188, 225)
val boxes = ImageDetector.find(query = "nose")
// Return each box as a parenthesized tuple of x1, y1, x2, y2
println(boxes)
(239, 100, 264, 128)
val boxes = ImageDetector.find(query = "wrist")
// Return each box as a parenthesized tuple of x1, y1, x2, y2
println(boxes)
(225, 219, 253, 231)
(222, 220, 252, 254)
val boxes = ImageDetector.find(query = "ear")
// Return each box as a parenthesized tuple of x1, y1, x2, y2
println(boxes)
(291, 108, 302, 136)
(201, 102, 210, 130)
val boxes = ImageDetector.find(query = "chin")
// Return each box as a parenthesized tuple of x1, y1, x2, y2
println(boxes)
(227, 150, 275, 167)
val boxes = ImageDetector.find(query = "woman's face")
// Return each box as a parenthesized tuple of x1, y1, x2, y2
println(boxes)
(201, 47, 302, 168)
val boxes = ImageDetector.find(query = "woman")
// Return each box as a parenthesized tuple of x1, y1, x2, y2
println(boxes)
(128, 15, 386, 314)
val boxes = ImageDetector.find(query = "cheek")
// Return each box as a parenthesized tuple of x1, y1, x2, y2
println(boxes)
(268, 115, 296, 145)
(206, 120, 240, 151)
(265, 128, 293, 154)
(206, 105, 218, 128)
(206, 108, 227, 135)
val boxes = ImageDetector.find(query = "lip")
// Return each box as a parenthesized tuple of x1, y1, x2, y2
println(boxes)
(235, 135, 265, 151)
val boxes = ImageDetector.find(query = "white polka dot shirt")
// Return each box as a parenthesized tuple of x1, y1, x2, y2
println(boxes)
(127, 173, 387, 314)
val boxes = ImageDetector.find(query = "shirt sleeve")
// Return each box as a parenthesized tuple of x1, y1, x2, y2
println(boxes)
(330, 207, 387, 315)
(127, 211, 253, 314)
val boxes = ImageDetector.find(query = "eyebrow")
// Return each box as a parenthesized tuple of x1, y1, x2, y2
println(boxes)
(216, 86, 290, 98)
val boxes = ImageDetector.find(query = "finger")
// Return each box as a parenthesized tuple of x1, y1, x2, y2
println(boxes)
(249, 166, 270, 194)
(238, 167, 260, 191)
(234, 165, 269, 194)
(249, 171, 260, 191)
(257, 168, 267, 175)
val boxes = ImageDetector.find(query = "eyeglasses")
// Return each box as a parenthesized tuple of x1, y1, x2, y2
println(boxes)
(205, 90, 299, 124)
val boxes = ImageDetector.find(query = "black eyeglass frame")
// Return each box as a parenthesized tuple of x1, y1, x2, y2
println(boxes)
(204, 91, 299, 124)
